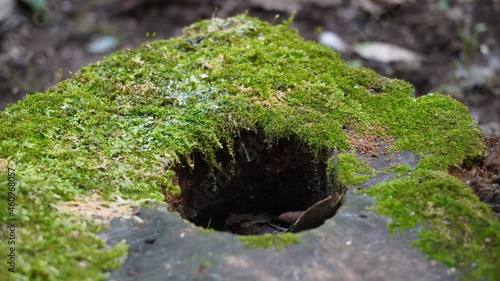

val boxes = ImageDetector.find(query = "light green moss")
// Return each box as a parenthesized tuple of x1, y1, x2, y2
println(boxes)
(238, 233, 302, 250)
(388, 164, 414, 174)
(0, 14, 493, 280)
(337, 152, 375, 186)
(365, 170, 500, 280)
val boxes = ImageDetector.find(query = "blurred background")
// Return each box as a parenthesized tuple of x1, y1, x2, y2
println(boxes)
(1, 0, 499, 135)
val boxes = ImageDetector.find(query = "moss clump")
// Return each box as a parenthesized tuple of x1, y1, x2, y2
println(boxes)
(238, 233, 302, 250)
(337, 152, 375, 186)
(366, 170, 500, 280)
(0, 14, 492, 280)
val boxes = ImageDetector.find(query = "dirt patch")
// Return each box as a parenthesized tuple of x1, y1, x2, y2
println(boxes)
(449, 137, 500, 217)
(345, 124, 395, 158)
(165, 130, 331, 234)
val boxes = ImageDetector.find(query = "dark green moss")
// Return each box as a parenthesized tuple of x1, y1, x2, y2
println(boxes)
(0, 14, 491, 280)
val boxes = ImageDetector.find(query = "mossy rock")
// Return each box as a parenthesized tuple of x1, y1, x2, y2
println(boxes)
(0, 14, 498, 281)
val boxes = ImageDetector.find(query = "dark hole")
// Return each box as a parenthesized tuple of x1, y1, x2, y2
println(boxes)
(144, 238, 156, 244)
(166, 130, 331, 235)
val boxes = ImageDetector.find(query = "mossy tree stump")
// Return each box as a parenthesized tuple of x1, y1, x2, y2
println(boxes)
(0, 14, 498, 281)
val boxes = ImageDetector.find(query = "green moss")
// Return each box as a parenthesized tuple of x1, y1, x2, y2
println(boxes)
(0, 14, 491, 280)
(336, 152, 375, 186)
(238, 233, 302, 250)
(388, 164, 414, 174)
(365, 170, 500, 280)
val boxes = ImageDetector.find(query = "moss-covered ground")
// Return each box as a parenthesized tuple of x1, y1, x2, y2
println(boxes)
(0, 14, 498, 280)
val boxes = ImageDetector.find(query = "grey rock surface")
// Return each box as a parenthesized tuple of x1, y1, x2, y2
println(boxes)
(100, 150, 459, 281)
(0, 0, 15, 22)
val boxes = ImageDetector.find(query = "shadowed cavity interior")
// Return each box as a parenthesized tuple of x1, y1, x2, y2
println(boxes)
(166, 130, 330, 233)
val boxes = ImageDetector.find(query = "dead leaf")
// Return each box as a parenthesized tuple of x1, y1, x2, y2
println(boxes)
(288, 192, 343, 233)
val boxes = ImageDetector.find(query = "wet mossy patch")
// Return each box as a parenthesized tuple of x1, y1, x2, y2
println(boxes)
(0, 13, 496, 280)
